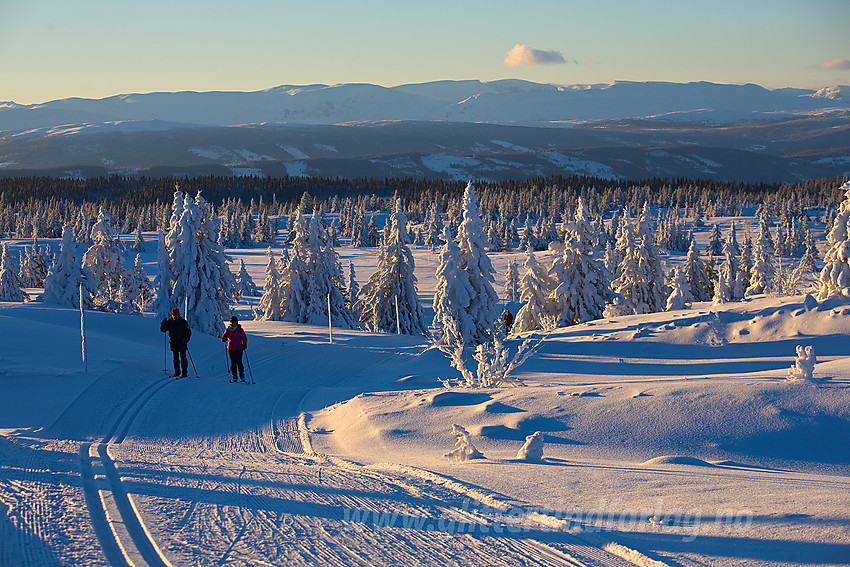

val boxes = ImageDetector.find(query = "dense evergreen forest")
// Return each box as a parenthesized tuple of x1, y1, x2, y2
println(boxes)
(0, 174, 847, 240)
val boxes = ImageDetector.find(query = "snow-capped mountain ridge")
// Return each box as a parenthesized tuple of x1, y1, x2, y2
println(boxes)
(1, 80, 848, 182)
(3, 79, 848, 136)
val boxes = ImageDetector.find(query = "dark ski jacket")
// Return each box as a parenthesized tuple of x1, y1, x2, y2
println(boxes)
(221, 324, 248, 351)
(161, 316, 191, 351)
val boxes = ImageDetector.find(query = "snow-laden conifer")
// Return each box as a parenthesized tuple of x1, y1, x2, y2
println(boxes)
(682, 240, 713, 302)
(132, 224, 146, 252)
(83, 208, 125, 310)
(118, 254, 154, 312)
(18, 239, 50, 288)
(235, 259, 259, 298)
(546, 200, 608, 326)
(302, 211, 355, 328)
(42, 226, 81, 307)
(346, 261, 360, 319)
(153, 231, 173, 319)
(455, 183, 500, 343)
(746, 223, 775, 297)
(608, 216, 667, 315)
(0, 243, 28, 302)
(707, 223, 723, 256)
(818, 180, 850, 299)
(257, 248, 283, 321)
(719, 226, 744, 300)
(503, 260, 520, 303)
(170, 192, 237, 335)
(713, 245, 735, 305)
(432, 225, 475, 345)
(665, 266, 692, 311)
(444, 424, 485, 461)
(514, 247, 549, 333)
(800, 224, 819, 274)
(357, 199, 426, 334)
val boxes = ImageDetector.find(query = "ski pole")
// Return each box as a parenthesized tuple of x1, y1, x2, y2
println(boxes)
(225, 344, 230, 376)
(164, 333, 168, 372)
(244, 351, 254, 384)
(186, 347, 200, 378)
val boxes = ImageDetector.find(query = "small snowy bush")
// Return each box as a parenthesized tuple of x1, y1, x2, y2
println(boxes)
(788, 345, 816, 381)
(444, 424, 485, 461)
(516, 431, 544, 462)
(439, 320, 543, 388)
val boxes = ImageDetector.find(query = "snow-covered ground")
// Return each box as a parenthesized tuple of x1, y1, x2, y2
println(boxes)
(1, 230, 849, 566)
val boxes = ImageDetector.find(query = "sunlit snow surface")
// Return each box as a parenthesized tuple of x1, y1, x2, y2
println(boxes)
(1, 225, 849, 566)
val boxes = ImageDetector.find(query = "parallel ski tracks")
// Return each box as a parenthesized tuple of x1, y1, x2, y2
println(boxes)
(78, 376, 176, 567)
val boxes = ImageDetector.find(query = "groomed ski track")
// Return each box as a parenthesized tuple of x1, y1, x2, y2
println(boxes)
(34, 332, 643, 566)
(0, 303, 656, 566)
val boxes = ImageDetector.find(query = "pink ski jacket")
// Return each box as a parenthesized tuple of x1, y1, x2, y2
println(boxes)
(221, 325, 248, 350)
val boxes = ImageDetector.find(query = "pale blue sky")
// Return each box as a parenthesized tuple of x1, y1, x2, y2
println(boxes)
(2, 0, 848, 104)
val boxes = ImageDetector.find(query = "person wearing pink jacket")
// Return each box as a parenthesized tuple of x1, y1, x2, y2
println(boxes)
(221, 316, 248, 382)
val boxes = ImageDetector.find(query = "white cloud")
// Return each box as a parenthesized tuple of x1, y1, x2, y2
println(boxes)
(503, 44, 567, 68)
(817, 59, 850, 70)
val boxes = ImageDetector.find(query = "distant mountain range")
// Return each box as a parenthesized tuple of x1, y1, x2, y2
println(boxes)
(1, 80, 849, 183)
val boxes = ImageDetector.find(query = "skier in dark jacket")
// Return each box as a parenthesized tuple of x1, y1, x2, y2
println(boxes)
(161, 308, 191, 377)
(221, 315, 248, 382)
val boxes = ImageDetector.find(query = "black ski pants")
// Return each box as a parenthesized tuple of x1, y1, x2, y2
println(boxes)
(228, 349, 245, 379)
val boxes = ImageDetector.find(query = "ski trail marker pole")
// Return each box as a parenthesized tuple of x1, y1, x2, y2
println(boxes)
(328, 294, 333, 344)
(79, 283, 87, 373)
(395, 295, 400, 334)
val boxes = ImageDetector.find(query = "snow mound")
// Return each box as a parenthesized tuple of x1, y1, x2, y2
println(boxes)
(641, 455, 715, 467)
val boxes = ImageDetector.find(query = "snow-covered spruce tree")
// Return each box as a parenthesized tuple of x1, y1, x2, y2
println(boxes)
(444, 424, 485, 461)
(118, 254, 155, 312)
(170, 191, 238, 335)
(608, 215, 667, 315)
(235, 259, 259, 298)
(546, 199, 608, 326)
(818, 180, 850, 299)
(746, 222, 776, 297)
(739, 235, 753, 294)
(280, 243, 309, 323)
(256, 248, 283, 321)
(800, 223, 819, 274)
(455, 182, 500, 343)
(155, 189, 186, 317)
(720, 225, 744, 300)
(132, 224, 146, 252)
(346, 261, 360, 320)
(42, 225, 81, 307)
(503, 259, 520, 303)
(300, 210, 356, 328)
(665, 265, 693, 311)
(682, 240, 713, 302)
(707, 223, 723, 256)
(713, 246, 734, 305)
(82, 208, 126, 310)
(357, 199, 426, 334)
(0, 243, 28, 302)
(153, 231, 174, 319)
(432, 225, 475, 345)
(514, 247, 550, 333)
(17, 240, 45, 288)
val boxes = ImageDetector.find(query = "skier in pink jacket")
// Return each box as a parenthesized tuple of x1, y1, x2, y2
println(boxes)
(221, 316, 248, 382)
